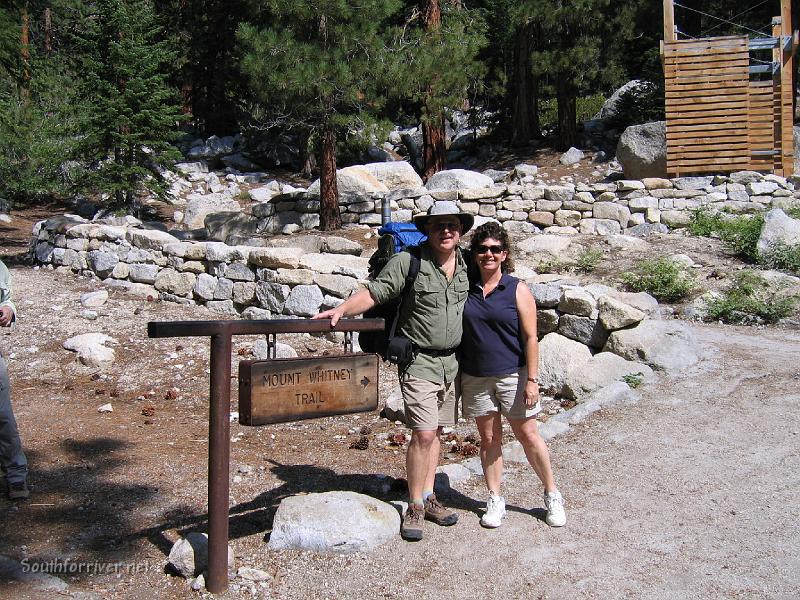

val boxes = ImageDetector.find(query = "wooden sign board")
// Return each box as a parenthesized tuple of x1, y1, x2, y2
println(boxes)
(238, 354, 379, 425)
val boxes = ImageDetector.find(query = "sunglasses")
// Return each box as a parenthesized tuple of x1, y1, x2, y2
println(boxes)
(429, 221, 461, 232)
(474, 244, 504, 255)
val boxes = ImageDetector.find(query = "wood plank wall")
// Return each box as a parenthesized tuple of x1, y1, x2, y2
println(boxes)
(664, 33, 793, 177)
(664, 36, 751, 176)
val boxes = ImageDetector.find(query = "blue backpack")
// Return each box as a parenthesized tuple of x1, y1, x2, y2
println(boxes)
(359, 222, 426, 359)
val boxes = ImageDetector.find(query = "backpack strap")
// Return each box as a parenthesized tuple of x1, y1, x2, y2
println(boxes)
(387, 246, 421, 340)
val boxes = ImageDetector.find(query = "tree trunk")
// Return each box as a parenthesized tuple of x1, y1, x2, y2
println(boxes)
(20, 6, 30, 102)
(510, 21, 537, 146)
(422, 117, 446, 180)
(556, 77, 577, 150)
(421, 0, 447, 180)
(319, 125, 341, 231)
(44, 7, 52, 56)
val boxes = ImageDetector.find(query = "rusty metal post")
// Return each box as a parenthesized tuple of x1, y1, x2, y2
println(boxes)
(207, 326, 232, 594)
(147, 318, 384, 594)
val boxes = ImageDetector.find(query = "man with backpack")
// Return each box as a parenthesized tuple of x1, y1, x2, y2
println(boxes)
(314, 200, 472, 541)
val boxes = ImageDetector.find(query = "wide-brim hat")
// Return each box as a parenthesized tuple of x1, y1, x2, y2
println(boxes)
(413, 200, 474, 234)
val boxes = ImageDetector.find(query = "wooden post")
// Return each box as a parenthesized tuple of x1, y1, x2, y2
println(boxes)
(663, 0, 676, 43)
(781, 0, 794, 176)
(774, 18, 784, 175)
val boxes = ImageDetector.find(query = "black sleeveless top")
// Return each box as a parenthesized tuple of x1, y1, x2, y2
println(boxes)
(461, 273, 525, 377)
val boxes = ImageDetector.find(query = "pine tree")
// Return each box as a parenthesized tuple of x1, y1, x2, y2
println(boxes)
(73, 0, 183, 211)
(521, 0, 621, 150)
(0, 2, 83, 207)
(238, 0, 405, 230)
(397, 1, 486, 177)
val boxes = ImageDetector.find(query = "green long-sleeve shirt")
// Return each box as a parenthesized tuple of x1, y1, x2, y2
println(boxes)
(365, 244, 469, 384)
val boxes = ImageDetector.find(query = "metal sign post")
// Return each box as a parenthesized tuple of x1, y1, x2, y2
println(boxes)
(147, 318, 383, 594)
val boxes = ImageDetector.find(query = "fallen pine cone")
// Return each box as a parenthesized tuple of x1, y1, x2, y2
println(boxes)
(141, 405, 156, 417)
(359, 425, 373, 435)
(452, 442, 479, 457)
(349, 436, 369, 450)
(389, 432, 407, 446)
(164, 389, 178, 400)
(463, 433, 480, 446)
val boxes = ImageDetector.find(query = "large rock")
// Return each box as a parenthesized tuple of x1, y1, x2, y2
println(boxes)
(757, 209, 800, 257)
(595, 80, 650, 120)
(154, 269, 196, 296)
(283, 284, 324, 317)
(517, 235, 573, 256)
(183, 195, 241, 230)
(248, 247, 304, 269)
(204, 212, 259, 243)
(616, 121, 667, 179)
(538, 333, 593, 396)
(126, 228, 181, 251)
(268, 491, 400, 553)
(603, 320, 700, 371)
(63, 333, 116, 368)
(307, 166, 389, 197)
(424, 169, 494, 191)
(363, 162, 423, 190)
(562, 352, 654, 400)
(597, 295, 646, 330)
(299, 253, 370, 277)
(87, 250, 119, 277)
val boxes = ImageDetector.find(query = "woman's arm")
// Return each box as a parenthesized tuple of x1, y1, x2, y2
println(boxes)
(516, 282, 540, 407)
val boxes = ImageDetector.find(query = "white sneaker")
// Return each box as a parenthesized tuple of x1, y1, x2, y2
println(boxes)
(480, 493, 506, 528)
(544, 490, 566, 527)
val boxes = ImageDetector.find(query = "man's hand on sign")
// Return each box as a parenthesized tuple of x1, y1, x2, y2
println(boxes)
(312, 306, 344, 328)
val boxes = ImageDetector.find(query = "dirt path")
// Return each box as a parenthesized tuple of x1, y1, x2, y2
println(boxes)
(1, 270, 799, 599)
(260, 324, 800, 600)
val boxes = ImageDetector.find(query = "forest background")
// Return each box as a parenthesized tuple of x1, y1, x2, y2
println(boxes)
(0, 1, 794, 229)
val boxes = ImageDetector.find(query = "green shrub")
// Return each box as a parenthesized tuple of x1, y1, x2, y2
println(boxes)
(537, 256, 569, 274)
(717, 214, 764, 262)
(621, 372, 645, 389)
(575, 248, 604, 273)
(688, 207, 724, 237)
(759, 240, 800, 276)
(621, 257, 695, 302)
(705, 270, 797, 325)
(689, 209, 764, 263)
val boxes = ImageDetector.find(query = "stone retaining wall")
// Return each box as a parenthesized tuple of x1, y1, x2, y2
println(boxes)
(205, 171, 800, 243)
(31, 215, 657, 351)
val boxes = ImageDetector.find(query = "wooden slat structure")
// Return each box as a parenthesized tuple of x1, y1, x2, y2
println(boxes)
(662, 1, 796, 177)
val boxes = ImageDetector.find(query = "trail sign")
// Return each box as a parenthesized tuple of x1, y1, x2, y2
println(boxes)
(239, 354, 379, 425)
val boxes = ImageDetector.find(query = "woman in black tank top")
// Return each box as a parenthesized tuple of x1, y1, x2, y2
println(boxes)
(460, 222, 566, 529)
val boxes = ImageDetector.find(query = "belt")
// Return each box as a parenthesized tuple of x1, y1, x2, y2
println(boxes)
(416, 347, 458, 358)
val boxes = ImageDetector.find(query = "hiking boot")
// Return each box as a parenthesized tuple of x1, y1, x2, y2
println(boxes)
(8, 481, 29, 501)
(480, 493, 506, 528)
(544, 490, 566, 527)
(400, 504, 424, 541)
(423, 493, 458, 526)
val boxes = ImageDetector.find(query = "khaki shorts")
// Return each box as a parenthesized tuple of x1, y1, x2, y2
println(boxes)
(400, 374, 458, 431)
(460, 367, 541, 420)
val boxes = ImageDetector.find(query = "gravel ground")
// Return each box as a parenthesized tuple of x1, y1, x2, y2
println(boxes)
(0, 237, 798, 599)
